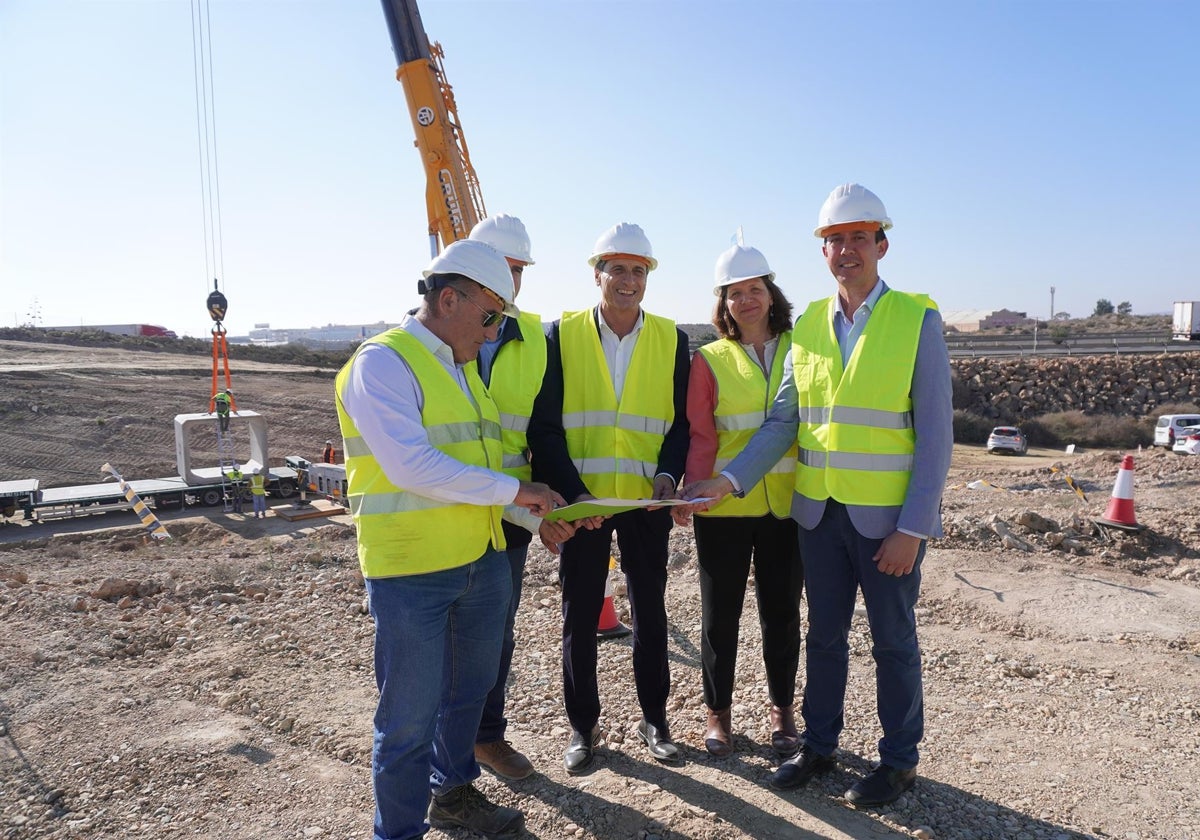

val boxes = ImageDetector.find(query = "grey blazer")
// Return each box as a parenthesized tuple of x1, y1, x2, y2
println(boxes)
(724, 298, 953, 540)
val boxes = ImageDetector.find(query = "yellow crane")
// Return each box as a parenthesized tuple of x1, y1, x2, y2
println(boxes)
(380, 0, 486, 256)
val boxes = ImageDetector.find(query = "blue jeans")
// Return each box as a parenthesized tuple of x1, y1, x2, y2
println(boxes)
(366, 549, 510, 840)
(799, 501, 924, 769)
(477, 542, 529, 744)
(252, 494, 267, 516)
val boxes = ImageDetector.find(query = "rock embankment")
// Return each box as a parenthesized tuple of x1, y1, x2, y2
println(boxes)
(952, 353, 1200, 421)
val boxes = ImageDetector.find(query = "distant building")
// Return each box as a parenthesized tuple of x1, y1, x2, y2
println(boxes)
(235, 321, 399, 347)
(940, 309, 993, 333)
(979, 309, 1035, 329)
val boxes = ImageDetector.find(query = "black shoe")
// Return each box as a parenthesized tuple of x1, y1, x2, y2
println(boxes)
(636, 719, 679, 762)
(768, 745, 836, 791)
(563, 725, 600, 775)
(428, 783, 524, 838)
(844, 764, 917, 807)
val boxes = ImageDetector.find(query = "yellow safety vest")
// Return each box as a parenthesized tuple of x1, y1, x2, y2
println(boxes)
(335, 328, 505, 578)
(250, 473, 266, 496)
(560, 310, 675, 499)
(478, 311, 546, 481)
(792, 291, 934, 507)
(696, 333, 796, 518)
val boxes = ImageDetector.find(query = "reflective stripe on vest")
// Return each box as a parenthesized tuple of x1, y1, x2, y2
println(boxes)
(560, 310, 676, 499)
(696, 335, 795, 518)
(477, 311, 546, 481)
(334, 328, 505, 578)
(791, 291, 934, 506)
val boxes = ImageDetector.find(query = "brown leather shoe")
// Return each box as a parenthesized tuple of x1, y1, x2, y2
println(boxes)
(704, 707, 733, 757)
(475, 740, 535, 780)
(770, 704, 801, 756)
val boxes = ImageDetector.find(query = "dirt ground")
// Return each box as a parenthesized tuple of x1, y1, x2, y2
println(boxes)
(2, 339, 1199, 840)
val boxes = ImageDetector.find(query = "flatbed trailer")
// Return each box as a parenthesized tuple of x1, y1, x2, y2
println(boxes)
(3, 468, 300, 524)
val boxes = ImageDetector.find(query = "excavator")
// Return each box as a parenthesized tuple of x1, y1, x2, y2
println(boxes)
(380, 0, 487, 257)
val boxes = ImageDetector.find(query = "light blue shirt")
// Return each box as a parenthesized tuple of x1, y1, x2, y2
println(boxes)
(718, 280, 953, 540)
(833, 278, 887, 367)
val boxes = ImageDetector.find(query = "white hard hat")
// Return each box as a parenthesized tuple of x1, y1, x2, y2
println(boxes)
(422, 239, 519, 317)
(587, 222, 657, 271)
(714, 242, 775, 294)
(814, 183, 893, 238)
(469, 214, 534, 265)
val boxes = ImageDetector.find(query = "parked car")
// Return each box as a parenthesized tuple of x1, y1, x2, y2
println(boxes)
(986, 426, 1028, 455)
(1154, 414, 1200, 448)
(1172, 430, 1200, 455)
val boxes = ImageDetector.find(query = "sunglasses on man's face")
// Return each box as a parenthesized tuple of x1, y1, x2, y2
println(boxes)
(454, 287, 505, 328)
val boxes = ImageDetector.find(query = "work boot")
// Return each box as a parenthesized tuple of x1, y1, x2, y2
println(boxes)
(428, 783, 524, 838)
(770, 703, 800, 756)
(704, 707, 733, 757)
(476, 739, 535, 780)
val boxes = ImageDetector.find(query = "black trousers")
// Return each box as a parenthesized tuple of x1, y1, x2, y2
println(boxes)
(693, 513, 803, 711)
(559, 507, 672, 734)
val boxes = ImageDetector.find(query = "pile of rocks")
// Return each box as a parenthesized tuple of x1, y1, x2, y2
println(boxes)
(951, 354, 1200, 420)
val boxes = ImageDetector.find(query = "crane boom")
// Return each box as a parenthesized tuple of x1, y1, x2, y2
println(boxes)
(380, 0, 486, 256)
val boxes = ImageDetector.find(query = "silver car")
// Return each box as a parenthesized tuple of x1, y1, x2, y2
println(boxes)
(986, 426, 1028, 455)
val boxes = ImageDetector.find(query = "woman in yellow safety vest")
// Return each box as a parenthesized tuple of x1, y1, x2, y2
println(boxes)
(675, 241, 804, 759)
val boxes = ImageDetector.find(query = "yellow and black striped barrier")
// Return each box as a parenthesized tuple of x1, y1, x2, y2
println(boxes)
(101, 463, 171, 541)
(1050, 464, 1088, 502)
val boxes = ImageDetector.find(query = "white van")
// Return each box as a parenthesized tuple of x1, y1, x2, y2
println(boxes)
(1154, 414, 1200, 448)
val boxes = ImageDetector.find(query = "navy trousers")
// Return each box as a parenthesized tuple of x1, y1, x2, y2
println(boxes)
(799, 501, 924, 769)
(476, 540, 529, 744)
(559, 507, 672, 734)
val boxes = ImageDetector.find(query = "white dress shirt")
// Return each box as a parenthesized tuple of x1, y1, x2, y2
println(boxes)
(340, 314, 522, 512)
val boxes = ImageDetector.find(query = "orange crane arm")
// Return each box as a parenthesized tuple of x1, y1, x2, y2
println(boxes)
(380, 0, 486, 257)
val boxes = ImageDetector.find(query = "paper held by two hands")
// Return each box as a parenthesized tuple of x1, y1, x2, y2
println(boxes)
(543, 497, 714, 523)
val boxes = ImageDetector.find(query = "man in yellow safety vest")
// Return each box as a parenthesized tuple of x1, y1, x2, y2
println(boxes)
(682, 185, 953, 808)
(468, 214, 578, 781)
(335, 239, 569, 839)
(528, 222, 691, 774)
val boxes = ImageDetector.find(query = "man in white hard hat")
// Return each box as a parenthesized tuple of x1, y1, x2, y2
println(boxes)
(681, 184, 953, 807)
(335, 238, 567, 840)
(528, 222, 691, 773)
(467, 214, 577, 780)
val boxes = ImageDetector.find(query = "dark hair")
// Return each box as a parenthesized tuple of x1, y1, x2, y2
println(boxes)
(823, 229, 887, 244)
(712, 276, 794, 341)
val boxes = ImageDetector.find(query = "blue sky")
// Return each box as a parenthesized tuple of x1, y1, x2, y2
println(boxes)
(2, 0, 1197, 338)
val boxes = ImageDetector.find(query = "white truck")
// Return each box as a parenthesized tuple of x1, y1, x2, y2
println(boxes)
(1173, 301, 1200, 341)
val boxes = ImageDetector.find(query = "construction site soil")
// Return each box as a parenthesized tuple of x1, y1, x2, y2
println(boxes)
(2, 338, 1199, 840)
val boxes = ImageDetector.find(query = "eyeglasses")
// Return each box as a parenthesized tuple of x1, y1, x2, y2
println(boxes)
(453, 287, 506, 328)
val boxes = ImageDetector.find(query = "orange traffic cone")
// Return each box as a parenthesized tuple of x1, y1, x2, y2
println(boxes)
(1096, 454, 1145, 531)
(597, 555, 631, 640)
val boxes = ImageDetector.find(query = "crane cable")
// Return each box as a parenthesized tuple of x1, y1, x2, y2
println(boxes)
(190, 0, 233, 411)
(191, 0, 226, 294)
